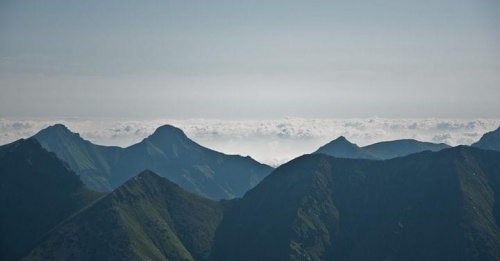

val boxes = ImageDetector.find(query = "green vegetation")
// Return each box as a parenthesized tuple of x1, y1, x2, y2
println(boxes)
(4, 127, 500, 260)
(25, 170, 223, 261)
(212, 146, 500, 260)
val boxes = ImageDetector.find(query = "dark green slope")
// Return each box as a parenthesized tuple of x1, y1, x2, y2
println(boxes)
(34, 124, 273, 199)
(0, 139, 103, 261)
(34, 124, 120, 191)
(473, 126, 500, 152)
(212, 146, 500, 261)
(363, 139, 450, 159)
(314, 136, 376, 159)
(25, 170, 223, 261)
(315, 136, 449, 160)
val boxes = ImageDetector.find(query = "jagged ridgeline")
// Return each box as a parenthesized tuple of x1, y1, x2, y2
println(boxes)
(3, 126, 500, 260)
(212, 146, 500, 260)
(34, 124, 273, 200)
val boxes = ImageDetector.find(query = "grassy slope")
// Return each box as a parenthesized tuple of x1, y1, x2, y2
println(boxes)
(212, 146, 500, 260)
(25, 171, 223, 261)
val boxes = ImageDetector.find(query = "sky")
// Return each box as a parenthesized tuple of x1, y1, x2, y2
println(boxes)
(1, 118, 499, 166)
(1, 0, 500, 118)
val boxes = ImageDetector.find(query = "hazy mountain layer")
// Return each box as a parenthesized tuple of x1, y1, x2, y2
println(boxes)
(473, 126, 500, 152)
(34, 124, 273, 200)
(315, 136, 450, 160)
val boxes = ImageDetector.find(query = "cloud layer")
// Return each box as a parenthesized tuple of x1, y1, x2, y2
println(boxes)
(1, 118, 499, 166)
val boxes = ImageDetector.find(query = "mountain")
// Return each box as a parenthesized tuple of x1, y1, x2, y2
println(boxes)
(315, 136, 449, 160)
(0, 139, 103, 261)
(34, 124, 273, 200)
(472, 126, 500, 152)
(34, 124, 120, 191)
(314, 136, 376, 159)
(363, 139, 450, 159)
(212, 146, 500, 260)
(24, 170, 224, 261)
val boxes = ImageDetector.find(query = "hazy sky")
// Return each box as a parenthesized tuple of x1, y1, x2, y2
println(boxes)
(1, 0, 499, 118)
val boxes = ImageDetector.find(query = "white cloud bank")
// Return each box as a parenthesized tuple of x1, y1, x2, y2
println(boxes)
(1, 118, 499, 166)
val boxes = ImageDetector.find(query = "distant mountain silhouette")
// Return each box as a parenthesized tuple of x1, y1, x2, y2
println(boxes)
(34, 124, 273, 200)
(472, 126, 500, 152)
(363, 139, 450, 159)
(0, 139, 103, 261)
(25, 170, 223, 261)
(212, 146, 500, 260)
(315, 136, 449, 159)
(315, 136, 376, 159)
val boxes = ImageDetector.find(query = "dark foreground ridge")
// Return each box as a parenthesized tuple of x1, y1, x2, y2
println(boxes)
(212, 146, 500, 260)
(0, 139, 103, 260)
(25, 170, 223, 261)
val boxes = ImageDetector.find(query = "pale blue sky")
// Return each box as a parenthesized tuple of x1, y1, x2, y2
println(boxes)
(1, 0, 499, 118)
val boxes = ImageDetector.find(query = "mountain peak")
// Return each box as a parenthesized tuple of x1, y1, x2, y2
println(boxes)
(149, 124, 188, 140)
(119, 169, 181, 195)
(323, 135, 358, 148)
(35, 124, 80, 139)
(332, 135, 350, 143)
(314, 136, 376, 159)
(45, 123, 72, 133)
(133, 169, 169, 183)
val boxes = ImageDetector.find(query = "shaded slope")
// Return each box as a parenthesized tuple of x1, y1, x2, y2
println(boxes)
(0, 139, 103, 261)
(34, 124, 120, 191)
(473, 126, 500, 152)
(315, 136, 449, 160)
(34, 124, 273, 199)
(25, 170, 223, 261)
(212, 147, 500, 261)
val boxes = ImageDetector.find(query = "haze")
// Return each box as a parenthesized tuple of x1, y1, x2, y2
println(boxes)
(1, 0, 500, 118)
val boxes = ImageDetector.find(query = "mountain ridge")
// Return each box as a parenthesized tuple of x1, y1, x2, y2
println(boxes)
(212, 146, 500, 260)
(34, 124, 273, 200)
(24, 170, 223, 261)
(315, 136, 450, 160)
(0, 138, 103, 261)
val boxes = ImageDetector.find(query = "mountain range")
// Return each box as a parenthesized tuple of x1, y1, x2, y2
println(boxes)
(315, 136, 450, 160)
(34, 124, 273, 200)
(212, 146, 500, 260)
(2, 125, 500, 260)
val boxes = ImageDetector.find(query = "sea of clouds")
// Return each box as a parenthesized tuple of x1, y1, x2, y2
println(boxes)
(1, 118, 499, 166)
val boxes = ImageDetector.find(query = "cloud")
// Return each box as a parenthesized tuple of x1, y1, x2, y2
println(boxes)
(0, 118, 499, 166)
